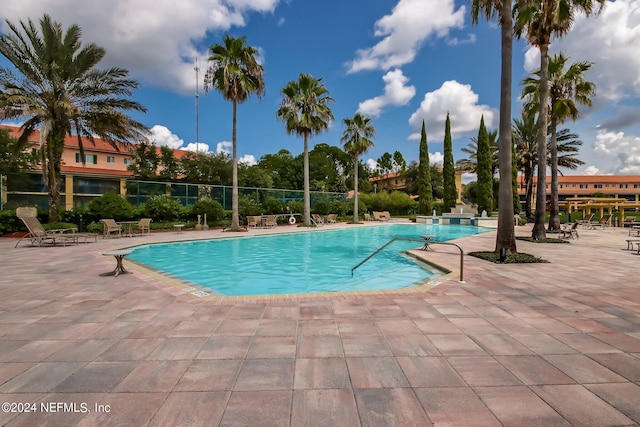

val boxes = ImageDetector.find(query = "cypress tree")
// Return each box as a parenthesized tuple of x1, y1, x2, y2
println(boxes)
(476, 116, 493, 215)
(418, 120, 433, 215)
(442, 112, 457, 211)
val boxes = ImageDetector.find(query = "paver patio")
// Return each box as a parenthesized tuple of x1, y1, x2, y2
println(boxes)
(1, 222, 639, 426)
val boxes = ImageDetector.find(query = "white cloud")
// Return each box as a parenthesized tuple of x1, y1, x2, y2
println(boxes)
(239, 154, 257, 165)
(149, 125, 185, 149)
(357, 69, 416, 117)
(215, 141, 231, 155)
(592, 130, 640, 174)
(408, 80, 496, 141)
(366, 158, 378, 171)
(524, 0, 640, 102)
(583, 165, 601, 176)
(0, 0, 282, 94)
(429, 151, 444, 166)
(183, 142, 210, 152)
(347, 0, 465, 73)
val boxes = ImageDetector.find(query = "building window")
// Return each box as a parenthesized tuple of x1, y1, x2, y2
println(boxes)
(124, 158, 131, 165)
(579, 184, 588, 189)
(594, 184, 602, 189)
(620, 184, 628, 189)
(634, 184, 640, 188)
(107, 156, 115, 163)
(75, 153, 98, 164)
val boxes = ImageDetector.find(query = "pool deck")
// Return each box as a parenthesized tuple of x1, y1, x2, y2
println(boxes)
(0, 222, 639, 426)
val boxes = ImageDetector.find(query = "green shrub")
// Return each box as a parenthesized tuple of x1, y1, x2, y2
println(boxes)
(0, 210, 18, 234)
(142, 195, 182, 221)
(87, 192, 134, 221)
(331, 200, 350, 217)
(287, 200, 304, 215)
(191, 199, 225, 222)
(238, 194, 263, 216)
(262, 197, 287, 214)
(312, 200, 330, 215)
(359, 191, 416, 215)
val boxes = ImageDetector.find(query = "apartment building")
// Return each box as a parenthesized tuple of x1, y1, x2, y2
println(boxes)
(1, 125, 189, 209)
(520, 175, 640, 202)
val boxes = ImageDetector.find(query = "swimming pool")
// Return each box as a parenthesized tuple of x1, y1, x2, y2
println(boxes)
(128, 224, 490, 296)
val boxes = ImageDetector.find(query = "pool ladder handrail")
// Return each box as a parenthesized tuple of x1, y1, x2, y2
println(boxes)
(351, 236, 465, 283)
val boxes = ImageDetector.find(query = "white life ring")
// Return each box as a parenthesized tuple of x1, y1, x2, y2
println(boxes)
(289, 216, 297, 225)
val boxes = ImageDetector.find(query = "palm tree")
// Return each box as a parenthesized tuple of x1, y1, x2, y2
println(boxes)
(472, 0, 517, 253)
(514, 113, 585, 220)
(0, 14, 148, 222)
(515, 0, 605, 239)
(456, 129, 499, 176)
(276, 73, 334, 226)
(204, 34, 265, 230)
(513, 113, 538, 219)
(341, 113, 375, 224)
(521, 53, 594, 230)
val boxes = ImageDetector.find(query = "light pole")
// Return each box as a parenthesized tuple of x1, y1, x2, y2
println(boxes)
(194, 57, 200, 153)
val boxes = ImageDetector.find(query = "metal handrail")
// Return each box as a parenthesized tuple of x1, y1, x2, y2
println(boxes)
(351, 236, 465, 283)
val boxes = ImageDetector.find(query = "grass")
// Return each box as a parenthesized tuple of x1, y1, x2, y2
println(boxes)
(469, 251, 549, 264)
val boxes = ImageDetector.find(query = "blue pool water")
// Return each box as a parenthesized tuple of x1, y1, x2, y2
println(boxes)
(128, 224, 490, 296)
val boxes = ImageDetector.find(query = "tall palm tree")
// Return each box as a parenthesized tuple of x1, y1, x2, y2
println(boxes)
(514, 113, 585, 220)
(521, 53, 594, 229)
(276, 73, 334, 226)
(0, 14, 148, 222)
(341, 113, 375, 224)
(515, 0, 605, 239)
(472, 0, 517, 253)
(513, 113, 538, 219)
(204, 34, 265, 230)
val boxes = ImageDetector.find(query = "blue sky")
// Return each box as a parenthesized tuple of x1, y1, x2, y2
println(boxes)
(1, 0, 640, 179)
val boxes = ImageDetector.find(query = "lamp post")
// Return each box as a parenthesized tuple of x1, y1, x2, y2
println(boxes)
(194, 57, 200, 153)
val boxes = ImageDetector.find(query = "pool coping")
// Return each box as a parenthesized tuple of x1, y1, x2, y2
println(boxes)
(113, 221, 474, 301)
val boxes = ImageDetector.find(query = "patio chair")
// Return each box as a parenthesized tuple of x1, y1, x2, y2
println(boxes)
(311, 214, 324, 227)
(364, 213, 372, 221)
(136, 218, 152, 235)
(264, 215, 278, 228)
(578, 213, 595, 229)
(15, 206, 79, 248)
(591, 214, 612, 229)
(559, 222, 579, 239)
(326, 213, 337, 224)
(246, 215, 261, 229)
(100, 219, 122, 238)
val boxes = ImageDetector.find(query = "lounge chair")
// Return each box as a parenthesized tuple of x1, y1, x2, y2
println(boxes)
(364, 213, 372, 221)
(136, 218, 152, 235)
(264, 215, 278, 228)
(560, 222, 579, 239)
(578, 213, 595, 228)
(383, 211, 391, 221)
(15, 206, 80, 248)
(591, 214, 612, 229)
(100, 219, 122, 238)
(326, 213, 337, 224)
(311, 214, 324, 227)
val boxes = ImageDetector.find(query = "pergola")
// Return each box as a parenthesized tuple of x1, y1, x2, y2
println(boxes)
(561, 197, 640, 226)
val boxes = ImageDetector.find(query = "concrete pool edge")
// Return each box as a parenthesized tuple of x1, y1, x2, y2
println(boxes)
(112, 222, 481, 301)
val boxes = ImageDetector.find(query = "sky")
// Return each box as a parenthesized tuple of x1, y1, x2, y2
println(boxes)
(1, 0, 640, 181)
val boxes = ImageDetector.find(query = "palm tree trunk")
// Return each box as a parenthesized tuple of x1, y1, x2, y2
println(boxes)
(532, 44, 550, 239)
(525, 165, 534, 220)
(303, 132, 311, 226)
(495, 0, 516, 253)
(231, 100, 239, 230)
(353, 157, 359, 223)
(548, 117, 560, 230)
